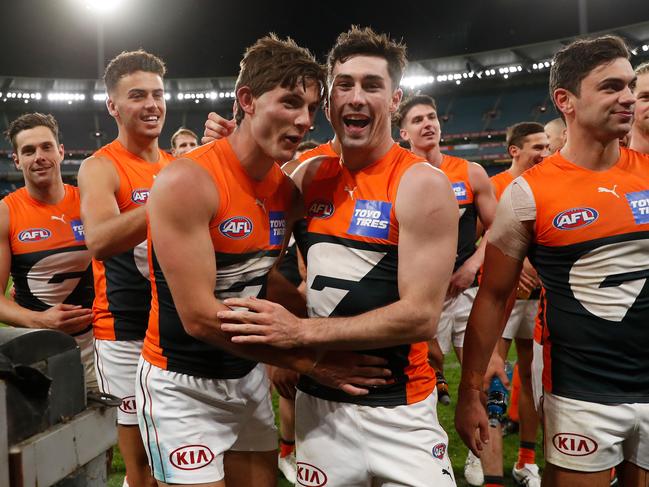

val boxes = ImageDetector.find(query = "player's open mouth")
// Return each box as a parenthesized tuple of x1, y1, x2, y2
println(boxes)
(142, 115, 159, 122)
(285, 135, 301, 144)
(422, 131, 435, 137)
(343, 115, 370, 128)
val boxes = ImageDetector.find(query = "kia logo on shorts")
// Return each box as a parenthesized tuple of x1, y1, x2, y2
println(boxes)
(553, 433, 598, 456)
(219, 216, 253, 239)
(131, 188, 150, 205)
(552, 207, 598, 230)
(296, 462, 328, 486)
(119, 395, 137, 414)
(170, 445, 215, 470)
(432, 442, 447, 459)
(308, 199, 334, 219)
(18, 228, 51, 242)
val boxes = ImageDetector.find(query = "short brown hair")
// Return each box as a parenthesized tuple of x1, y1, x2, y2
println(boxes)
(394, 94, 437, 128)
(171, 127, 198, 148)
(104, 49, 166, 93)
(327, 26, 407, 89)
(5, 113, 59, 151)
(234, 34, 326, 126)
(635, 61, 649, 77)
(506, 122, 545, 148)
(549, 35, 630, 111)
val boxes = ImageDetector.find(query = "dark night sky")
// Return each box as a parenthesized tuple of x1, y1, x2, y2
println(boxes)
(2, 0, 649, 79)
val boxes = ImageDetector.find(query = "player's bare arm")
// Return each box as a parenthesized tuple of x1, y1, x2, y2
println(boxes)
(0, 202, 92, 333)
(78, 156, 147, 259)
(149, 160, 391, 395)
(455, 187, 534, 455)
(448, 161, 498, 296)
(219, 162, 458, 350)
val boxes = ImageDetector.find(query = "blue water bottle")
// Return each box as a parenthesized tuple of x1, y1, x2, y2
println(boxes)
(486, 361, 513, 427)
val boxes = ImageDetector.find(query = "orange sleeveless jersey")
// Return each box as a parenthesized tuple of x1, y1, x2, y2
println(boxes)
(297, 140, 338, 162)
(440, 154, 478, 272)
(523, 148, 649, 403)
(4, 185, 93, 331)
(490, 169, 514, 201)
(297, 143, 435, 406)
(143, 138, 294, 378)
(91, 140, 173, 341)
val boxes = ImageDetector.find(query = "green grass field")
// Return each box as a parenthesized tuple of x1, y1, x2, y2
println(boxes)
(108, 350, 543, 486)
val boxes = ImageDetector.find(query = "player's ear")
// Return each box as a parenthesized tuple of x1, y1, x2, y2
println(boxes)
(553, 88, 573, 119)
(390, 88, 403, 114)
(106, 96, 119, 119)
(237, 86, 255, 119)
(508, 144, 519, 159)
(11, 152, 20, 170)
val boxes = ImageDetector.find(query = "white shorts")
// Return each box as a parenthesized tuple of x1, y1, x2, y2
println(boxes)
(295, 390, 456, 487)
(74, 329, 97, 392)
(501, 299, 538, 340)
(93, 339, 142, 425)
(531, 340, 544, 412)
(136, 358, 277, 484)
(543, 392, 649, 471)
(436, 286, 478, 354)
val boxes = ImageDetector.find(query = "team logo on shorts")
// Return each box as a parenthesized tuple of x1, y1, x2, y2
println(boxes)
(625, 190, 649, 225)
(169, 444, 215, 470)
(347, 199, 392, 239)
(119, 395, 137, 414)
(296, 462, 328, 486)
(71, 219, 85, 241)
(131, 188, 150, 205)
(552, 207, 599, 230)
(18, 228, 51, 242)
(552, 433, 598, 456)
(219, 216, 253, 239)
(269, 211, 286, 245)
(452, 182, 468, 201)
(432, 442, 447, 459)
(308, 199, 334, 219)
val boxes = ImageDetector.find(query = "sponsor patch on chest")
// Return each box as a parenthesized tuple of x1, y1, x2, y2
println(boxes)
(269, 211, 286, 245)
(625, 190, 649, 225)
(452, 182, 468, 201)
(347, 199, 392, 239)
(307, 199, 334, 219)
(552, 207, 599, 230)
(71, 219, 85, 241)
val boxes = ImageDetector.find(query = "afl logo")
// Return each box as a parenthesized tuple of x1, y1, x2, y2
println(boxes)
(308, 200, 334, 219)
(553, 433, 598, 456)
(432, 442, 447, 459)
(169, 445, 215, 470)
(296, 462, 328, 486)
(131, 189, 150, 204)
(219, 216, 253, 239)
(553, 207, 598, 230)
(19, 228, 51, 242)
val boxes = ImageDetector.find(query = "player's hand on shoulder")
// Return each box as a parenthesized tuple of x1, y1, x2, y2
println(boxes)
(306, 351, 392, 396)
(34, 303, 93, 335)
(202, 112, 235, 144)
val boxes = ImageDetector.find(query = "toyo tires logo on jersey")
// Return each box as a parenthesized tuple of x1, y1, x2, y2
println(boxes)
(131, 188, 150, 205)
(219, 216, 253, 239)
(18, 228, 51, 242)
(553, 207, 598, 230)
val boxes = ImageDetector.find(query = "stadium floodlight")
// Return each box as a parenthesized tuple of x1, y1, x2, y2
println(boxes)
(83, 0, 123, 14)
(643, 44, 649, 52)
(93, 93, 107, 101)
(164, 93, 171, 100)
